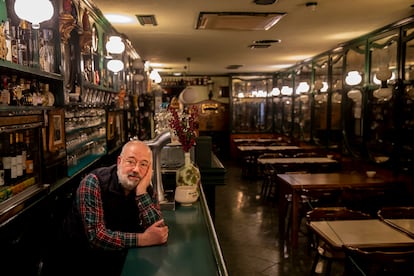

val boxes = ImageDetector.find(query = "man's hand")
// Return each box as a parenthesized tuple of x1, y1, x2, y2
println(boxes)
(137, 219, 169, 247)
(136, 163, 153, 196)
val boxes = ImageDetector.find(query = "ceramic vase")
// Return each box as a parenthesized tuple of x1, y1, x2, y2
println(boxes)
(175, 152, 200, 205)
(176, 152, 201, 187)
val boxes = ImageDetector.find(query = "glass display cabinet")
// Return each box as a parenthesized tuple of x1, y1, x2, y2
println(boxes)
(231, 76, 273, 133)
(399, 26, 414, 171)
(343, 43, 366, 157)
(312, 55, 329, 144)
(366, 31, 398, 164)
(293, 63, 312, 141)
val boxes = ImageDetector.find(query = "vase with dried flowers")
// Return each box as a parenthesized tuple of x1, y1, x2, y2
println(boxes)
(168, 105, 201, 204)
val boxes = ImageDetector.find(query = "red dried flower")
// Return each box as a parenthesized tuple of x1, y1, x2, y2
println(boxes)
(168, 105, 199, 152)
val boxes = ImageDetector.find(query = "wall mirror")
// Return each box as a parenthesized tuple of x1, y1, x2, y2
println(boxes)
(312, 55, 329, 145)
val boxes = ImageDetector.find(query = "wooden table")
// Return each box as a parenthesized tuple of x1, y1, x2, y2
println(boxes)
(309, 219, 414, 250)
(382, 219, 414, 239)
(237, 145, 300, 153)
(258, 157, 340, 175)
(277, 173, 401, 248)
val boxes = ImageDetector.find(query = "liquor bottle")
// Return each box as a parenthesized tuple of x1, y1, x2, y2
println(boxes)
(8, 75, 18, 106)
(15, 132, 23, 180)
(17, 26, 28, 66)
(0, 138, 5, 186)
(25, 130, 34, 176)
(39, 29, 54, 73)
(1, 76, 9, 105)
(10, 25, 18, 64)
(2, 133, 11, 185)
(19, 132, 26, 177)
(9, 133, 17, 185)
(4, 19, 12, 62)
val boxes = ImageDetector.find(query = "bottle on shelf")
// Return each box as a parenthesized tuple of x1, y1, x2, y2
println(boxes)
(20, 132, 26, 176)
(2, 133, 11, 185)
(39, 29, 54, 73)
(15, 132, 23, 180)
(25, 130, 34, 176)
(9, 133, 17, 185)
(4, 19, 12, 62)
(0, 138, 5, 186)
(1, 76, 10, 105)
(17, 25, 28, 66)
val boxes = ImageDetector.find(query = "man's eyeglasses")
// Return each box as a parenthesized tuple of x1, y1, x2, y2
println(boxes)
(122, 158, 149, 169)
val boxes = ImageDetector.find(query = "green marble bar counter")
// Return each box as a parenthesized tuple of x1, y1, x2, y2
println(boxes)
(121, 186, 228, 276)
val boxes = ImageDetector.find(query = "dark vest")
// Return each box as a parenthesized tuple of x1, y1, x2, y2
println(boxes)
(63, 164, 151, 248)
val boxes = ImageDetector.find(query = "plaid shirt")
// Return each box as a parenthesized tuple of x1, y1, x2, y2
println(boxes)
(76, 172, 162, 250)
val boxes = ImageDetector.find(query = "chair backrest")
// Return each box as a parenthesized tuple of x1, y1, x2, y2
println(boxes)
(342, 245, 414, 275)
(377, 206, 414, 220)
(306, 207, 371, 223)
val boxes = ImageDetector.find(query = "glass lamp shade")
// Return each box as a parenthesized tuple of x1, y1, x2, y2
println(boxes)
(150, 69, 162, 83)
(14, 0, 54, 29)
(296, 81, 310, 94)
(345, 71, 362, 86)
(106, 36, 125, 54)
(107, 59, 124, 73)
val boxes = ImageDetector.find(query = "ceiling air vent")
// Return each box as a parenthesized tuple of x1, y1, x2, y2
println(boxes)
(136, 14, 158, 26)
(196, 12, 286, 31)
(249, 44, 271, 49)
(226, 64, 243, 70)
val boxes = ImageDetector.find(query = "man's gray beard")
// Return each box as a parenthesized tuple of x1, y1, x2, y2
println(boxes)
(117, 169, 140, 191)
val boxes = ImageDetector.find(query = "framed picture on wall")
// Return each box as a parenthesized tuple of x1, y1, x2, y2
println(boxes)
(48, 108, 65, 153)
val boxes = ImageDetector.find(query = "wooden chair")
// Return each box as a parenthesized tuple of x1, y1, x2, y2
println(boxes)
(342, 245, 414, 275)
(258, 153, 286, 199)
(306, 207, 371, 276)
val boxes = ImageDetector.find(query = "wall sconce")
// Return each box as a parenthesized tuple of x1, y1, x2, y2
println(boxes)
(268, 87, 280, 96)
(296, 81, 310, 94)
(107, 59, 124, 74)
(14, 0, 54, 29)
(345, 71, 362, 86)
(150, 69, 162, 83)
(281, 85, 293, 96)
(106, 36, 125, 54)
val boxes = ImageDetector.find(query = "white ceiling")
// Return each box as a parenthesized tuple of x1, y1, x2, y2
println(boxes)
(92, 0, 413, 76)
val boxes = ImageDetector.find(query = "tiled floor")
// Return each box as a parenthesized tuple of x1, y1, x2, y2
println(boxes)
(214, 159, 343, 276)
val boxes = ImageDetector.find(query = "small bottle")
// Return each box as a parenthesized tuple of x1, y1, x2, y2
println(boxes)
(15, 132, 23, 179)
(25, 130, 34, 176)
(9, 133, 17, 185)
(1, 76, 10, 105)
(0, 138, 5, 186)
(4, 19, 12, 62)
(2, 133, 11, 185)
(20, 132, 26, 177)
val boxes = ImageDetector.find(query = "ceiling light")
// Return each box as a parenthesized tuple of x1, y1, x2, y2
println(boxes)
(104, 14, 134, 24)
(14, 0, 54, 29)
(196, 12, 286, 31)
